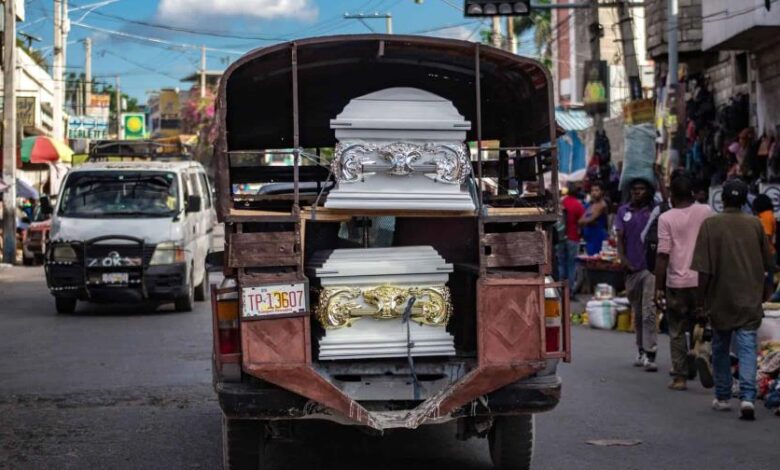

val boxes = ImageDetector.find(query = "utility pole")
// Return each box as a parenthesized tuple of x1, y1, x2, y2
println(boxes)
(2, 0, 18, 263)
(343, 12, 393, 34)
(53, 0, 63, 140)
(115, 75, 122, 139)
(84, 37, 92, 115)
(666, 0, 680, 169)
(589, 0, 604, 132)
(506, 16, 517, 54)
(616, 1, 642, 100)
(491, 16, 502, 48)
(200, 45, 206, 99)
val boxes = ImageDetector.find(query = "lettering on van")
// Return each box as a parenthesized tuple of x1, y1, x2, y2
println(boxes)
(87, 251, 143, 267)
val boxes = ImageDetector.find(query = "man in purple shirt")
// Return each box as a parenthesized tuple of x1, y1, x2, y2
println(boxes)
(615, 178, 658, 371)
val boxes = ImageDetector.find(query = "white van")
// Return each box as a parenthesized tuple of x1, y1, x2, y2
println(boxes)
(44, 160, 217, 313)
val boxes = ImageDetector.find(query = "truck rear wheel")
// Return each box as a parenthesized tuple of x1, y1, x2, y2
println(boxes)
(488, 415, 534, 470)
(222, 415, 266, 470)
(55, 297, 77, 314)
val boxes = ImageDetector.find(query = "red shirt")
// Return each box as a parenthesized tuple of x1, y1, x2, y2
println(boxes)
(562, 195, 585, 242)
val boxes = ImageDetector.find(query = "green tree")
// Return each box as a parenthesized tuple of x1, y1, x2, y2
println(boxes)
(16, 38, 49, 71)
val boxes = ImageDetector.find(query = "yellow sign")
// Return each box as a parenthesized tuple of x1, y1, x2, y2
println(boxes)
(122, 113, 146, 139)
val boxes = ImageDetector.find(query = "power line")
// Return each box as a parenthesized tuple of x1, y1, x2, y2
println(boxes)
(71, 22, 246, 55)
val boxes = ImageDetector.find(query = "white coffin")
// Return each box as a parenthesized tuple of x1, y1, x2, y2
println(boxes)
(325, 88, 476, 211)
(308, 246, 456, 360)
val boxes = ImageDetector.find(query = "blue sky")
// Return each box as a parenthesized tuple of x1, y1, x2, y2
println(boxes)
(20, 1, 536, 102)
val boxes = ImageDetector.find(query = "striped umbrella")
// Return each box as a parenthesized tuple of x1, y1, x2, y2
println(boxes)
(20, 136, 74, 164)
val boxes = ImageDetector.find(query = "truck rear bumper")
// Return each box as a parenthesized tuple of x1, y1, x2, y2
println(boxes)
(217, 375, 561, 423)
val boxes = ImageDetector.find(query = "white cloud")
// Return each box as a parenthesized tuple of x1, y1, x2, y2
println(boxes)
(428, 25, 480, 41)
(156, 0, 318, 23)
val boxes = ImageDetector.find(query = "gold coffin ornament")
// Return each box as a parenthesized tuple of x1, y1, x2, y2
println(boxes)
(315, 285, 452, 329)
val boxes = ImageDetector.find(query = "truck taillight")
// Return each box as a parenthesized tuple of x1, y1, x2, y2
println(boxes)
(217, 298, 240, 354)
(543, 280, 571, 362)
(544, 297, 562, 353)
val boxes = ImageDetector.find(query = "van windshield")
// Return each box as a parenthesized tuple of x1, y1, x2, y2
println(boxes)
(59, 171, 179, 218)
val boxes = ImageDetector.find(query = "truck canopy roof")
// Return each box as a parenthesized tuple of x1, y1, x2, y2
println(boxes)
(219, 34, 554, 151)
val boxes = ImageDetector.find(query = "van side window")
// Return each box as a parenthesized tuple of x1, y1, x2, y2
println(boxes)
(199, 173, 213, 208)
(188, 173, 201, 199)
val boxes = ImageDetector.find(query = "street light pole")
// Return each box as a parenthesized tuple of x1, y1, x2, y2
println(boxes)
(2, 0, 18, 264)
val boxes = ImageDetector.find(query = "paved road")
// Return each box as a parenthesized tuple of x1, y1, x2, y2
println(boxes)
(0, 265, 777, 470)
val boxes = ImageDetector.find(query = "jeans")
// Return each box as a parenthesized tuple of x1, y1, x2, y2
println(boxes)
(712, 328, 758, 402)
(557, 240, 579, 293)
(666, 287, 697, 377)
(626, 270, 657, 357)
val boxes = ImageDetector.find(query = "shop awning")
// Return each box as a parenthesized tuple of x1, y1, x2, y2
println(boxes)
(555, 108, 592, 132)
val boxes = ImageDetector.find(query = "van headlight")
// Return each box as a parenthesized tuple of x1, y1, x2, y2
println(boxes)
(52, 244, 77, 263)
(149, 241, 186, 265)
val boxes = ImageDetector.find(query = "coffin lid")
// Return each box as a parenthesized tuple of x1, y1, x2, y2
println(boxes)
(308, 246, 452, 278)
(330, 87, 470, 131)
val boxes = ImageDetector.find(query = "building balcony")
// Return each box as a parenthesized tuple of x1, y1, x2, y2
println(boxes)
(703, 0, 780, 51)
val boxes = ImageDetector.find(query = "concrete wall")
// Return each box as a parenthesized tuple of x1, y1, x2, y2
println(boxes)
(645, 0, 703, 59)
(756, 43, 780, 136)
(702, 0, 780, 50)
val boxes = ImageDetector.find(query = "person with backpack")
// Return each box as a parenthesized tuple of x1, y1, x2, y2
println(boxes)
(654, 173, 713, 391)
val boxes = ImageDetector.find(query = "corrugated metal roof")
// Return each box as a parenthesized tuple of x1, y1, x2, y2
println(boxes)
(555, 108, 592, 131)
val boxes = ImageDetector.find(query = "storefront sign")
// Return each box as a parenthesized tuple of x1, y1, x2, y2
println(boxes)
(759, 183, 780, 220)
(0, 96, 38, 128)
(583, 60, 609, 116)
(68, 115, 109, 139)
(623, 99, 655, 125)
(88, 94, 111, 122)
(709, 186, 723, 213)
(122, 113, 146, 140)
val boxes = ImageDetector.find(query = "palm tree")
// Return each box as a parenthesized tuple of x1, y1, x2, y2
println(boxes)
(478, 1, 553, 68)
(514, 0, 552, 67)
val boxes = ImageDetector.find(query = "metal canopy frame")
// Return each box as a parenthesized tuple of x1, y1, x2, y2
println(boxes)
(214, 34, 559, 221)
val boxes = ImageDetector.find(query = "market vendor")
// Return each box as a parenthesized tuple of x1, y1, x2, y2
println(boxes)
(579, 181, 608, 255)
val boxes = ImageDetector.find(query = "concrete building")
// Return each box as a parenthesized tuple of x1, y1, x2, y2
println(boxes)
(147, 88, 185, 138)
(702, 0, 780, 137)
(552, 0, 654, 165)
(552, 0, 653, 115)
(642, 0, 780, 185)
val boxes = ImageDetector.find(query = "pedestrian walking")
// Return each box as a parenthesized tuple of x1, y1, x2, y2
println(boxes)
(579, 181, 608, 255)
(752, 194, 776, 299)
(615, 178, 658, 372)
(654, 174, 713, 391)
(691, 179, 773, 420)
(558, 184, 585, 293)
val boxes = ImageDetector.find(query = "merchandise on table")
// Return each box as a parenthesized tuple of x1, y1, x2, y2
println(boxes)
(586, 299, 618, 330)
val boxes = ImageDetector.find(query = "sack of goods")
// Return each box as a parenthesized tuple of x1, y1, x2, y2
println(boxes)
(307, 246, 456, 360)
(759, 306, 780, 345)
(586, 299, 618, 330)
(619, 123, 656, 190)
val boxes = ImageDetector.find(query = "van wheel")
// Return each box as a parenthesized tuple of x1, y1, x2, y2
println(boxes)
(194, 265, 208, 302)
(488, 415, 534, 470)
(222, 415, 267, 470)
(55, 297, 77, 314)
(175, 269, 195, 312)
